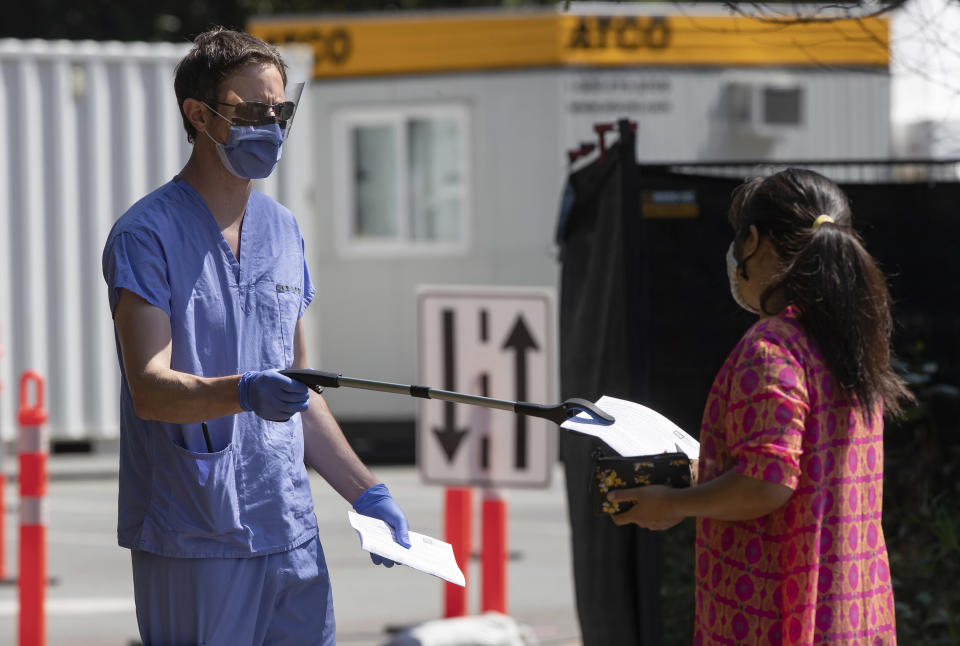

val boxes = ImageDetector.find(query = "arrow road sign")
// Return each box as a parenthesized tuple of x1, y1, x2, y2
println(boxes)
(417, 285, 556, 488)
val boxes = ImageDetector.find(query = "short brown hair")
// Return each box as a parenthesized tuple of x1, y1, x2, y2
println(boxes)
(174, 27, 288, 143)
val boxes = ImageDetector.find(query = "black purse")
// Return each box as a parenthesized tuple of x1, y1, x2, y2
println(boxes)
(592, 449, 692, 515)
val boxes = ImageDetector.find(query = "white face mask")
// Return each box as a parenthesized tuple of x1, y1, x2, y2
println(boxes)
(726, 242, 760, 314)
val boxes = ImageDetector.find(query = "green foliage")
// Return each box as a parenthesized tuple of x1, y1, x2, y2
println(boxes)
(883, 347, 960, 645)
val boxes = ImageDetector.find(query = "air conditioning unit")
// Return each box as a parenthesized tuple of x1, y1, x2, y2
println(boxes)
(893, 119, 960, 159)
(722, 81, 805, 137)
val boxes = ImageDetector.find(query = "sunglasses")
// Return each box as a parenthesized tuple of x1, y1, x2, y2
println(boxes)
(213, 100, 297, 127)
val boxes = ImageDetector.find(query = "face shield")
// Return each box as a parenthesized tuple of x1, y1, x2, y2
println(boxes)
(280, 81, 304, 134)
(207, 81, 305, 134)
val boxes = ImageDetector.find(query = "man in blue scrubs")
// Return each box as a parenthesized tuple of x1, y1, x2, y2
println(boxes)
(102, 28, 409, 645)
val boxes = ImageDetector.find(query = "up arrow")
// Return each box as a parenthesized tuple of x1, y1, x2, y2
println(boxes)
(502, 315, 539, 469)
(433, 309, 468, 461)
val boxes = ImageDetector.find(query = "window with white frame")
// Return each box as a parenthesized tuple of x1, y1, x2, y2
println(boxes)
(334, 105, 469, 255)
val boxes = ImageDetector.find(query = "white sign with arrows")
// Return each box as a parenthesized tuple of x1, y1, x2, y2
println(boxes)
(417, 285, 557, 488)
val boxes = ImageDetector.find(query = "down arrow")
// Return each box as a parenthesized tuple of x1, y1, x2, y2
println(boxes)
(434, 401, 468, 461)
(433, 309, 468, 461)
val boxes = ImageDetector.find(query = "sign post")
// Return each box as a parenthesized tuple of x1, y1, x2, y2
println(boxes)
(480, 488, 507, 613)
(418, 285, 556, 617)
(443, 487, 472, 618)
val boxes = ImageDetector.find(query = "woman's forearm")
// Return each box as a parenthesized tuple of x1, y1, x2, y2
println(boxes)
(670, 470, 794, 521)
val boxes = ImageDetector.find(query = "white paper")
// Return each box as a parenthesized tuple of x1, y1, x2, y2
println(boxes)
(347, 510, 466, 587)
(560, 395, 700, 458)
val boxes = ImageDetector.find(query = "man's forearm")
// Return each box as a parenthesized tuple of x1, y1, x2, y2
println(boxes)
(301, 390, 378, 504)
(114, 288, 245, 424)
(129, 369, 243, 424)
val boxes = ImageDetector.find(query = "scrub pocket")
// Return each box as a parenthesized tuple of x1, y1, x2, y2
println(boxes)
(275, 283, 302, 366)
(150, 435, 244, 538)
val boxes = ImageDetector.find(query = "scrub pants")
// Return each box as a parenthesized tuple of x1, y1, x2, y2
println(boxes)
(131, 536, 335, 646)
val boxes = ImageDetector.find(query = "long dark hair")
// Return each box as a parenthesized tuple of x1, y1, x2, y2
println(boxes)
(728, 168, 912, 419)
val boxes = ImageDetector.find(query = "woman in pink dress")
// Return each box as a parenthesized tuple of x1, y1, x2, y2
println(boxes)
(608, 168, 912, 645)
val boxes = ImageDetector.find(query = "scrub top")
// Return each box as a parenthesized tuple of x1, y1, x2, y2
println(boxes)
(102, 177, 318, 558)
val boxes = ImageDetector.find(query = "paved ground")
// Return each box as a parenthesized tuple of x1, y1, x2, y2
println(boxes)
(0, 454, 582, 645)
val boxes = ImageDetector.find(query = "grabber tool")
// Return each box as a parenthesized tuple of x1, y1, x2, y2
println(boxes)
(279, 369, 615, 426)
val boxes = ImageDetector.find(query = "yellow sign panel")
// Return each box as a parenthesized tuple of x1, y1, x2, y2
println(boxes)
(249, 14, 559, 79)
(642, 190, 700, 219)
(560, 15, 889, 67)
(248, 12, 889, 79)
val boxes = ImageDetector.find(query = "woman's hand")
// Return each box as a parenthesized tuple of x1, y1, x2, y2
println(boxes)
(610, 470, 794, 527)
(607, 484, 686, 530)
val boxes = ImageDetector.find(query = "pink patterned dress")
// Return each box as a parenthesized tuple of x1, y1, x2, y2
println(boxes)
(694, 306, 896, 645)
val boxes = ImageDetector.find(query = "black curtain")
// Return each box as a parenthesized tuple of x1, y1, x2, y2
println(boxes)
(556, 120, 662, 645)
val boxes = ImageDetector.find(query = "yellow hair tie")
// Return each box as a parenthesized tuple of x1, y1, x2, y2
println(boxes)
(813, 214, 835, 229)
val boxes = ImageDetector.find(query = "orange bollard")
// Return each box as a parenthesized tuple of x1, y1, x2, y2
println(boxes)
(17, 371, 48, 646)
(0, 326, 6, 581)
(0, 466, 6, 582)
(481, 488, 508, 614)
(443, 487, 472, 618)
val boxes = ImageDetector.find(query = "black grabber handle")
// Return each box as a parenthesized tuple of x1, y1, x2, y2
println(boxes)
(280, 368, 615, 426)
(280, 369, 341, 392)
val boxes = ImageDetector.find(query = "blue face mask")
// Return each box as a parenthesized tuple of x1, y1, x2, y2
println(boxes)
(204, 122, 286, 179)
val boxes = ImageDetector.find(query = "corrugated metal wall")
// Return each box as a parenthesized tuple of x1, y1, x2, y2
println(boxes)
(0, 40, 313, 441)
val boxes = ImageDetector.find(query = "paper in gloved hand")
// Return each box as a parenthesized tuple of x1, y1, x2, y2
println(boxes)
(348, 511, 465, 587)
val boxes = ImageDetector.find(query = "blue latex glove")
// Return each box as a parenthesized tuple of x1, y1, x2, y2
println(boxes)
(238, 370, 309, 422)
(353, 483, 411, 567)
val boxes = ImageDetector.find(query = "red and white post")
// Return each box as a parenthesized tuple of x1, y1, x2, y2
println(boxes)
(443, 486, 472, 617)
(17, 371, 48, 646)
